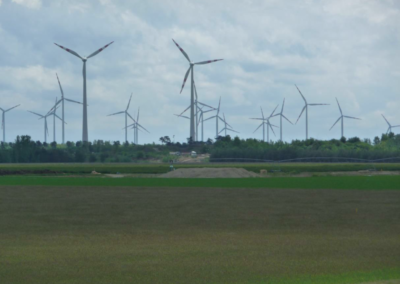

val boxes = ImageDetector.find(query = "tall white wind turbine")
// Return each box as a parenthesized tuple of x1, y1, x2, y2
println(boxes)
(295, 85, 329, 140)
(53, 73, 83, 144)
(54, 41, 114, 142)
(272, 98, 293, 141)
(0, 104, 20, 143)
(381, 114, 400, 134)
(329, 98, 361, 138)
(172, 39, 222, 141)
(107, 94, 134, 143)
(250, 105, 278, 142)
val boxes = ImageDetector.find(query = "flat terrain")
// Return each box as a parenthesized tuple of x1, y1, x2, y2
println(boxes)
(1, 182, 400, 283)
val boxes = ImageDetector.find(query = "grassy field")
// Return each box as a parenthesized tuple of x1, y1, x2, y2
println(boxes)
(1, 179, 400, 283)
(0, 175, 400, 190)
(1, 162, 400, 175)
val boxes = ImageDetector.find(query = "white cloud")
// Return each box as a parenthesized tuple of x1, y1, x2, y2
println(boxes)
(12, 0, 41, 9)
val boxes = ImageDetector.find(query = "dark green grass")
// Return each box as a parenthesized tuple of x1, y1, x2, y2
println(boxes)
(1, 162, 400, 175)
(1, 175, 400, 190)
(1, 186, 399, 283)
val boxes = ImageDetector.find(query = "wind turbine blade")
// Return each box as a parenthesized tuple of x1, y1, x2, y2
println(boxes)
(55, 114, 67, 124)
(281, 98, 285, 114)
(391, 125, 400, 128)
(174, 114, 190, 120)
(56, 73, 65, 99)
(137, 123, 149, 133)
(87, 41, 114, 59)
(126, 93, 133, 111)
(329, 117, 341, 130)
(194, 59, 223, 65)
(172, 39, 191, 62)
(194, 81, 198, 101)
(180, 67, 191, 94)
(137, 107, 140, 122)
(269, 104, 279, 117)
(344, 115, 361, 120)
(64, 98, 83, 104)
(218, 116, 225, 124)
(203, 116, 216, 122)
(197, 101, 215, 109)
(249, 118, 264, 121)
(0, 108, 3, 111)
(107, 111, 125, 116)
(269, 123, 276, 136)
(295, 84, 307, 104)
(123, 123, 135, 129)
(253, 122, 264, 133)
(308, 103, 329, 106)
(178, 105, 191, 116)
(336, 97, 342, 115)
(54, 43, 83, 59)
(218, 128, 225, 135)
(381, 114, 390, 126)
(5, 104, 20, 112)
(296, 106, 306, 124)
(28, 111, 44, 118)
(260, 106, 264, 119)
(127, 112, 136, 122)
(270, 124, 279, 128)
(202, 109, 215, 114)
(282, 114, 293, 124)
(227, 128, 239, 133)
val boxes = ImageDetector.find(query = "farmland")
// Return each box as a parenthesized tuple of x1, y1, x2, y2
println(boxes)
(1, 162, 400, 175)
(1, 176, 400, 283)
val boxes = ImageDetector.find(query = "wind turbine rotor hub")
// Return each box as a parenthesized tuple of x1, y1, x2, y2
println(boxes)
(82, 58, 87, 62)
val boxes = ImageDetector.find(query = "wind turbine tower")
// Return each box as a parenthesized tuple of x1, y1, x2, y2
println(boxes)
(295, 85, 329, 140)
(272, 98, 293, 141)
(53, 73, 83, 144)
(54, 41, 114, 142)
(172, 39, 222, 141)
(0, 104, 20, 143)
(329, 98, 361, 138)
(107, 94, 134, 143)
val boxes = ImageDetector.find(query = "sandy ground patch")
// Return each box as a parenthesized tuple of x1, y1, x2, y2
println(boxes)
(160, 167, 259, 178)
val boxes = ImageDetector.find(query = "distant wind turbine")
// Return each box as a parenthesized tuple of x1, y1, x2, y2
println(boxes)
(107, 94, 134, 143)
(0, 104, 20, 143)
(272, 98, 293, 141)
(28, 109, 59, 143)
(219, 113, 239, 136)
(172, 39, 223, 141)
(250, 105, 279, 142)
(330, 98, 361, 138)
(381, 114, 400, 134)
(295, 85, 329, 140)
(125, 108, 150, 144)
(204, 97, 225, 138)
(54, 41, 114, 142)
(53, 73, 83, 144)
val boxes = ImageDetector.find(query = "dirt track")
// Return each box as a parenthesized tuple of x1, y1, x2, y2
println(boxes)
(160, 167, 259, 178)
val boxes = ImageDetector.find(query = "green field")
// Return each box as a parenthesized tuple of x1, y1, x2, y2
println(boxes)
(1, 175, 400, 190)
(1, 176, 400, 283)
(1, 162, 400, 175)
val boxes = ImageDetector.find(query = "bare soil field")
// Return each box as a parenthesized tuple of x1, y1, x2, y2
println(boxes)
(1, 185, 399, 283)
(160, 167, 259, 178)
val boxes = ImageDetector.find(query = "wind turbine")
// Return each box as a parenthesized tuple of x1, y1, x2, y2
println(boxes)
(0, 104, 20, 143)
(381, 114, 400, 134)
(250, 105, 279, 142)
(329, 98, 361, 138)
(172, 39, 223, 141)
(54, 41, 114, 142)
(126, 108, 149, 144)
(53, 73, 83, 144)
(295, 85, 329, 140)
(107, 94, 134, 143)
(272, 98, 293, 141)
(219, 113, 239, 136)
(28, 110, 56, 143)
(204, 97, 225, 138)
(52, 97, 58, 142)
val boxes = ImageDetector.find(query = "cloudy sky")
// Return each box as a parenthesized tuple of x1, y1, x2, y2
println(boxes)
(0, 0, 399, 144)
